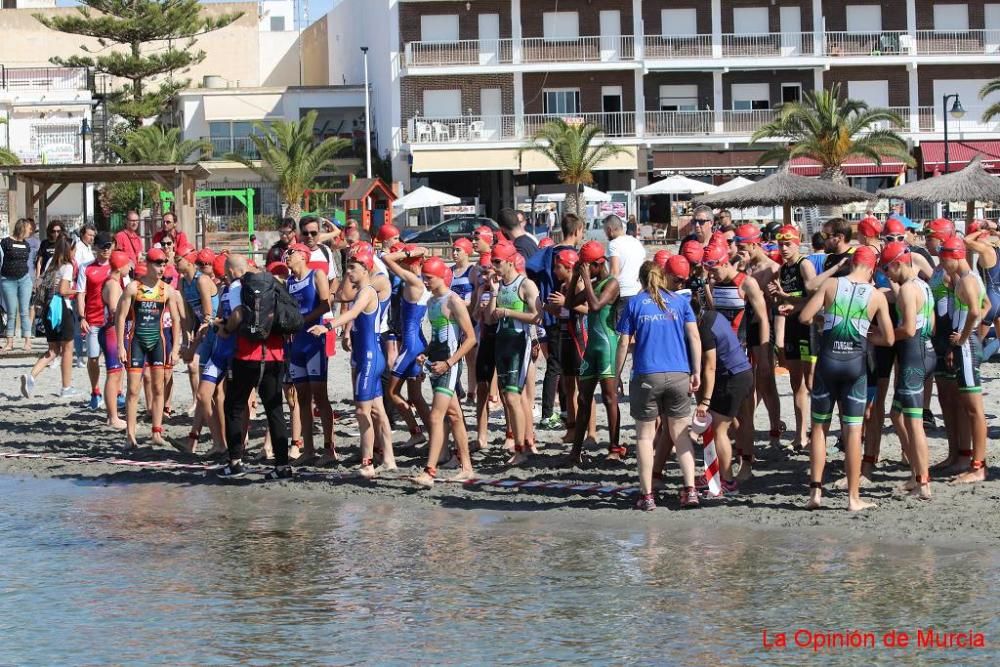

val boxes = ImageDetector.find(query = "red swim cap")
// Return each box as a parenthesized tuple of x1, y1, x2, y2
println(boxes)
(422, 256, 450, 281)
(579, 240, 606, 264)
(883, 218, 906, 235)
(939, 236, 966, 259)
(347, 242, 374, 270)
(539, 237, 555, 248)
(653, 249, 672, 269)
(376, 224, 400, 242)
(267, 261, 289, 278)
(702, 242, 729, 265)
(110, 251, 131, 271)
(452, 238, 474, 255)
(680, 240, 705, 264)
(857, 217, 882, 239)
(555, 248, 579, 269)
(146, 248, 167, 263)
(734, 224, 761, 244)
(880, 241, 911, 267)
(852, 245, 879, 268)
(492, 241, 518, 263)
(478, 252, 492, 268)
(213, 254, 228, 278)
(196, 248, 216, 266)
(925, 218, 955, 241)
(665, 255, 691, 280)
(473, 226, 495, 245)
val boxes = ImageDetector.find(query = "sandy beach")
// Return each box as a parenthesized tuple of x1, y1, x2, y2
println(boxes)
(2, 342, 998, 548)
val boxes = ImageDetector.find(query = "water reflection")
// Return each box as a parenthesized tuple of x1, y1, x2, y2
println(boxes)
(0, 477, 995, 665)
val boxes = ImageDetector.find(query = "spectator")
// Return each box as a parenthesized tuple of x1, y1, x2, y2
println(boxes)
(266, 218, 297, 265)
(36, 220, 66, 276)
(74, 224, 98, 270)
(604, 214, 646, 323)
(1, 218, 35, 352)
(21, 237, 78, 398)
(151, 212, 189, 250)
(498, 207, 538, 260)
(683, 205, 715, 245)
(114, 210, 145, 267)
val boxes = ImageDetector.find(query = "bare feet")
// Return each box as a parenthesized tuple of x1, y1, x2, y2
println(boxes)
(359, 463, 377, 479)
(507, 450, 529, 466)
(170, 438, 194, 455)
(410, 470, 435, 488)
(833, 474, 871, 490)
(314, 450, 340, 467)
(605, 449, 625, 463)
(439, 455, 460, 470)
(107, 418, 127, 430)
(291, 452, 318, 466)
(375, 461, 398, 474)
(23, 338, 32, 352)
(951, 466, 987, 484)
(931, 454, 970, 474)
(895, 478, 918, 494)
(805, 489, 822, 510)
(151, 430, 168, 448)
(910, 483, 932, 500)
(449, 468, 475, 482)
(288, 444, 302, 460)
(527, 441, 539, 455)
(847, 497, 877, 512)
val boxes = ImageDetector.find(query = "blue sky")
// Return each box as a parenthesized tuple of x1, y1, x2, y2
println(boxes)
(55, 0, 338, 30)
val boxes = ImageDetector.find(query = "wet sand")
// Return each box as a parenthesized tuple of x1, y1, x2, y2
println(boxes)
(2, 342, 999, 547)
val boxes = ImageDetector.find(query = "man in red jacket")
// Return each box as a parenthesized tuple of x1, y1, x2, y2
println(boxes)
(76, 232, 115, 409)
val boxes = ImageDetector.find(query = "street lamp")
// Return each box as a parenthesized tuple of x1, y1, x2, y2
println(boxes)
(80, 117, 92, 223)
(361, 46, 372, 179)
(942, 94, 966, 175)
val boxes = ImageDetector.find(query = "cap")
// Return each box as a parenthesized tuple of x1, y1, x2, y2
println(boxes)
(939, 236, 967, 259)
(680, 240, 705, 264)
(492, 241, 518, 263)
(708, 231, 727, 247)
(734, 224, 762, 244)
(422, 256, 449, 281)
(146, 248, 167, 263)
(452, 238, 474, 255)
(110, 251, 131, 270)
(181, 250, 199, 264)
(555, 248, 579, 269)
(852, 245, 879, 268)
(267, 261, 289, 278)
(196, 248, 216, 265)
(96, 231, 114, 248)
(775, 224, 800, 241)
(473, 226, 495, 245)
(287, 242, 312, 257)
(347, 242, 375, 270)
(653, 249, 673, 269)
(883, 218, 906, 235)
(767, 248, 783, 265)
(858, 217, 883, 239)
(925, 218, 955, 240)
(176, 244, 195, 258)
(513, 254, 525, 274)
(376, 224, 400, 242)
(134, 263, 148, 278)
(880, 241, 912, 267)
(702, 242, 729, 265)
(664, 255, 691, 280)
(579, 240, 606, 264)
(443, 265, 454, 287)
(539, 237, 555, 248)
(478, 252, 492, 268)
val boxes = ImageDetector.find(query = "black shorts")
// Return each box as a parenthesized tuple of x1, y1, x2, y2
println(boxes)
(43, 301, 75, 343)
(783, 316, 816, 362)
(495, 333, 530, 394)
(709, 369, 754, 418)
(476, 331, 497, 383)
(812, 353, 867, 427)
(558, 322, 583, 377)
(874, 345, 896, 380)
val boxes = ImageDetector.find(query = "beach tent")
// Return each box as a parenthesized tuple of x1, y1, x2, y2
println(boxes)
(634, 175, 716, 196)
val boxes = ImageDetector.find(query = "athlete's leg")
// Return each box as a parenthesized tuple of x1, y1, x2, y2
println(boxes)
(310, 378, 336, 462)
(148, 366, 167, 447)
(105, 370, 125, 429)
(355, 399, 376, 478)
(861, 376, 891, 479)
(710, 413, 737, 482)
(387, 374, 422, 443)
(734, 394, 756, 483)
(406, 377, 431, 434)
(503, 387, 527, 464)
(125, 369, 143, 448)
(522, 357, 538, 451)
(413, 391, 453, 487)
(753, 344, 782, 438)
(786, 360, 809, 450)
(371, 396, 396, 471)
(635, 418, 658, 496)
(571, 377, 599, 462)
(560, 374, 579, 444)
(599, 376, 623, 460)
(932, 375, 963, 470)
(294, 382, 316, 461)
(475, 377, 492, 450)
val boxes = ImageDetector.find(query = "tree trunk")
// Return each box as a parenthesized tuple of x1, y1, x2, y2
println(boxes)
(565, 192, 583, 219)
(285, 202, 302, 220)
(818, 166, 848, 219)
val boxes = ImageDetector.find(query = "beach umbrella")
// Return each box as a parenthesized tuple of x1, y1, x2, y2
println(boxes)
(634, 174, 717, 196)
(534, 185, 612, 203)
(711, 176, 756, 193)
(877, 156, 1000, 220)
(696, 167, 874, 222)
(392, 185, 461, 229)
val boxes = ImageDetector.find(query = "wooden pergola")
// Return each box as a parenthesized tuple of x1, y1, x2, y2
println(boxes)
(1, 163, 211, 240)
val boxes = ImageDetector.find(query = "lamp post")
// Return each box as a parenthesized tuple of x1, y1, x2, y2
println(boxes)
(361, 46, 372, 179)
(80, 117, 91, 223)
(942, 94, 966, 175)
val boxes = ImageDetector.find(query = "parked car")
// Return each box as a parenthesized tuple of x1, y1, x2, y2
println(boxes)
(401, 217, 499, 244)
(584, 218, 608, 244)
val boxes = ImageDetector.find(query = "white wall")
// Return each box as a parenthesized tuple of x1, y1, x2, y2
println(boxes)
(259, 30, 302, 86)
(259, 0, 295, 32)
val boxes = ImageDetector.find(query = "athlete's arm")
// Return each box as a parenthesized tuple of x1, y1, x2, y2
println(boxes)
(311, 286, 374, 334)
(893, 281, 917, 341)
(614, 333, 630, 382)
(799, 279, 834, 325)
(951, 275, 981, 346)
(166, 286, 182, 366)
(114, 282, 137, 359)
(744, 277, 770, 344)
(382, 250, 425, 291)
(699, 348, 716, 415)
(805, 258, 845, 293)
(301, 269, 330, 326)
(196, 274, 215, 322)
(869, 290, 895, 347)
(964, 231, 997, 269)
(798, 257, 818, 296)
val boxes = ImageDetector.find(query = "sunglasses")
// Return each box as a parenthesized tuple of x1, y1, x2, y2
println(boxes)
(302, 230, 320, 237)
(726, 239, 735, 246)
(694, 218, 712, 225)
(883, 234, 905, 243)
(99, 243, 114, 250)
(775, 232, 800, 242)
(127, 219, 139, 224)
(702, 259, 725, 268)
(161, 241, 174, 246)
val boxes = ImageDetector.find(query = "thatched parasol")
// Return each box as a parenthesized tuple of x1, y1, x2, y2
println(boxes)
(878, 156, 1000, 219)
(696, 167, 874, 222)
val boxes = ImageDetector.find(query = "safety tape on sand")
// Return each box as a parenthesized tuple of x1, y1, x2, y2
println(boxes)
(0, 452, 641, 497)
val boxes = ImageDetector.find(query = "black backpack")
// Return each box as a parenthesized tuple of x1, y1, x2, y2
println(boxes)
(240, 271, 305, 340)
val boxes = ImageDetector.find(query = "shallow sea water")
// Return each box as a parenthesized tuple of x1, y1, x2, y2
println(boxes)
(0, 476, 996, 665)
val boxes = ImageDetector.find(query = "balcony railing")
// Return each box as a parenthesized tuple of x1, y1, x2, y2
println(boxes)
(205, 136, 260, 160)
(404, 35, 635, 67)
(825, 31, 911, 56)
(0, 66, 88, 91)
(404, 112, 635, 144)
(720, 32, 815, 57)
(913, 29, 1000, 55)
(644, 111, 714, 136)
(643, 35, 713, 59)
(523, 111, 635, 137)
(721, 109, 779, 133)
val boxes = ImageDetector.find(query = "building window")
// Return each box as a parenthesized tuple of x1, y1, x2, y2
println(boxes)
(543, 12, 580, 41)
(543, 89, 581, 115)
(731, 84, 770, 110)
(270, 16, 286, 32)
(662, 9, 697, 37)
(781, 84, 802, 105)
(846, 5, 882, 32)
(30, 124, 80, 163)
(934, 4, 969, 31)
(732, 7, 769, 34)
(421, 14, 460, 42)
(422, 89, 462, 117)
(659, 85, 699, 111)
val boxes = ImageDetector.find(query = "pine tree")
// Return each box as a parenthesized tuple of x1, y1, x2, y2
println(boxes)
(35, 1, 244, 128)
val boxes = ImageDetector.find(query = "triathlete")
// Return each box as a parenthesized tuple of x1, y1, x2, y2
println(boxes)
(962, 220, 1000, 343)
(177, 248, 218, 415)
(486, 241, 540, 465)
(99, 251, 131, 429)
(471, 251, 498, 450)
(114, 248, 182, 451)
(798, 247, 893, 511)
(881, 242, 934, 500)
(450, 237, 478, 402)
(567, 241, 621, 463)
(411, 257, 478, 488)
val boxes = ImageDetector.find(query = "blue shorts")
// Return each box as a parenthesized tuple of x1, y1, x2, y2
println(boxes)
(353, 349, 385, 402)
(391, 343, 425, 380)
(98, 325, 123, 374)
(200, 351, 232, 384)
(195, 328, 215, 364)
(289, 342, 328, 384)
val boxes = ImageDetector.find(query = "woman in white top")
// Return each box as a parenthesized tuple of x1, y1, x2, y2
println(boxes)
(21, 237, 79, 399)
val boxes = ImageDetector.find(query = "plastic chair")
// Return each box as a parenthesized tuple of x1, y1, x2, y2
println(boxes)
(415, 122, 433, 142)
(468, 121, 486, 140)
(432, 122, 451, 141)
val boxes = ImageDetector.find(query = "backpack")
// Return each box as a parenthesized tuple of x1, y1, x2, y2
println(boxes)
(240, 272, 304, 340)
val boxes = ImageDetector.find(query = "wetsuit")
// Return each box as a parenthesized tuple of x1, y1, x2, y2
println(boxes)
(929, 266, 953, 377)
(559, 300, 587, 378)
(451, 265, 474, 304)
(127, 280, 169, 370)
(475, 288, 498, 383)
(201, 280, 240, 384)
(99, 286, 125, 375)
(390, 287, 430, 379)
(181, 271, 218, 361)
(891, 278, 935, 418)
(426, 291, 461, 396)
(712, 272, 747, 346)
(351, 285, 385, 401)
(578, 277, 618, 379)
(287, 270, 327, 384)
(779, 257, 815, 362)
(950, 272, 986, 394)
(811, 278, 875, 427)
(869, 266, 898, 395)
(979, 246, 1000, 323)
(494, 275, 531, 394)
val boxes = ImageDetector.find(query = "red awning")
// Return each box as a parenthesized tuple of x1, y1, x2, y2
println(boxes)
(920, 140, 1000, 174)
(789, 156, 907, 177)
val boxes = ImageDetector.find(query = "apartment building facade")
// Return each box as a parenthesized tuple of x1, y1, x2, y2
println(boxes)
(321, 0, 1000, 214)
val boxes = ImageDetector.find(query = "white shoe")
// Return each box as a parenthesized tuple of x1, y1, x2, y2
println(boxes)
(21, 374, 34, 398)
(59, 386, 81, 399)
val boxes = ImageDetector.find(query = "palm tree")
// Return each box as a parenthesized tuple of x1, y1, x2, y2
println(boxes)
(980, 78, 1000, 123)
(0, 118, 19, 166)
(749, 84, 914, 182)
(518, 119, 630, 216)
(231, 110, 350, 219)
(110, 125, 210, 163)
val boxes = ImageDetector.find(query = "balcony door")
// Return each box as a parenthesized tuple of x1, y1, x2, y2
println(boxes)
(479, 14, 500, 65)
(846, 5, 882, 32)
(986, 4, 1000, 53)
(599, 10, 621, 62)
(780, 6, 803, 55)
(480, 88, 502, 140)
